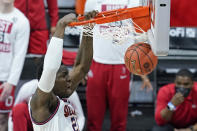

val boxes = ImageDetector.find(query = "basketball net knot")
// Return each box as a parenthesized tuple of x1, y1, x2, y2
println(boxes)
(83, 25, 94, 36)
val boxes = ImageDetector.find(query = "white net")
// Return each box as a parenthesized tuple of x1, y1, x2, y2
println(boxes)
(82, 19, 148, 45)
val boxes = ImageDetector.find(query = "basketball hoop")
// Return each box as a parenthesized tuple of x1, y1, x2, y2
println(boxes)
(68, 6, 151, 45)
(68, 0, 171, 56)
(69, 6, 149, 26)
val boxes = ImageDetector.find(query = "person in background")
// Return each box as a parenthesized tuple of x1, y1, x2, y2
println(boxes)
(0, 0, 30, 130)
(14, 0, 59, 55)
(79, 0, 153, 130)
(153, 69, 197, 131)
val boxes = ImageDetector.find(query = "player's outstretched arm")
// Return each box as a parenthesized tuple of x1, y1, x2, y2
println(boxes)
(30, 14, 77, 123)
(68, 11, 97, 94)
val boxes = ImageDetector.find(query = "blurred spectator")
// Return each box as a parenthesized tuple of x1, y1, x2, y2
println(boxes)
(14, 0, 59, 55)
(62, 50, 77, 66)
(80, 0, 153, 130)
(8, 79, 37, 131)
(170, 0, 197, 27)
(153, 69, 197, 131)
(0, 1, 30, 131)
(8, 80, 85, 131)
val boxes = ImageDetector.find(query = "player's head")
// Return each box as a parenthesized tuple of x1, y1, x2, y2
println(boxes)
(37, 60, 72, 98)
(174, 69, 193, 97)
(53, 65, 72, 98)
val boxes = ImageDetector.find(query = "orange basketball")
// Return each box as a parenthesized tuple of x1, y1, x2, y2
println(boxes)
(124, 42, 158, 75)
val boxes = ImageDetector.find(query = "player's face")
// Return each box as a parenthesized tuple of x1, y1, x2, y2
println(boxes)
(175, 76, 193, 89)
(174, 76, 193, 97)
(53, 71, 73, 98)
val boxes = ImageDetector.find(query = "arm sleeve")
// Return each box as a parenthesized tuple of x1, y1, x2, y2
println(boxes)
(155, 86, 170, 126)
(46, 0, 59, 27)
(7, 18, 30, 86)
(69, 91, 85, 130)
(38, 37, 63, 93)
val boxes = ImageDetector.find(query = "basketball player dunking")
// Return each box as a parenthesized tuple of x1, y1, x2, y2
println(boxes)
(29, 11, 97, 131)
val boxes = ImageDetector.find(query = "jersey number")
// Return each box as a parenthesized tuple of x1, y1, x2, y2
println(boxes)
(71, 117, 79, 131)
(5, 96, 13, 107)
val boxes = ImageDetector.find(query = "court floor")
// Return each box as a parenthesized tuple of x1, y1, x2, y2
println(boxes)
(82, 105, 155, 131)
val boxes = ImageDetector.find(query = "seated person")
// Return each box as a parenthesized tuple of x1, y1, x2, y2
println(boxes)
(8, 79, 85, 131)
(153, 69, 197, 131)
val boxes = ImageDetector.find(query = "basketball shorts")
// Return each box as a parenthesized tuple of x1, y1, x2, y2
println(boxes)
(28, 30, 49, 55)
(0, 83, 15, 113)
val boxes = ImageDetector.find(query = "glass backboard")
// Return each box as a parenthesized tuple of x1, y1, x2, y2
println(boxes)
(142, 0, 171, 56)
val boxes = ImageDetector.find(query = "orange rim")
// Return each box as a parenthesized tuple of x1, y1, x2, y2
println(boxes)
(69, 6, 150, 26)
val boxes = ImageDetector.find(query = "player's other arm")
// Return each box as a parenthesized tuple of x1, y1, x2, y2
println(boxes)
(30, 14, 77, 122)
(70, 28, 93, 81)
(67, 28, 93, 92)
(68, 11, 97, 91)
